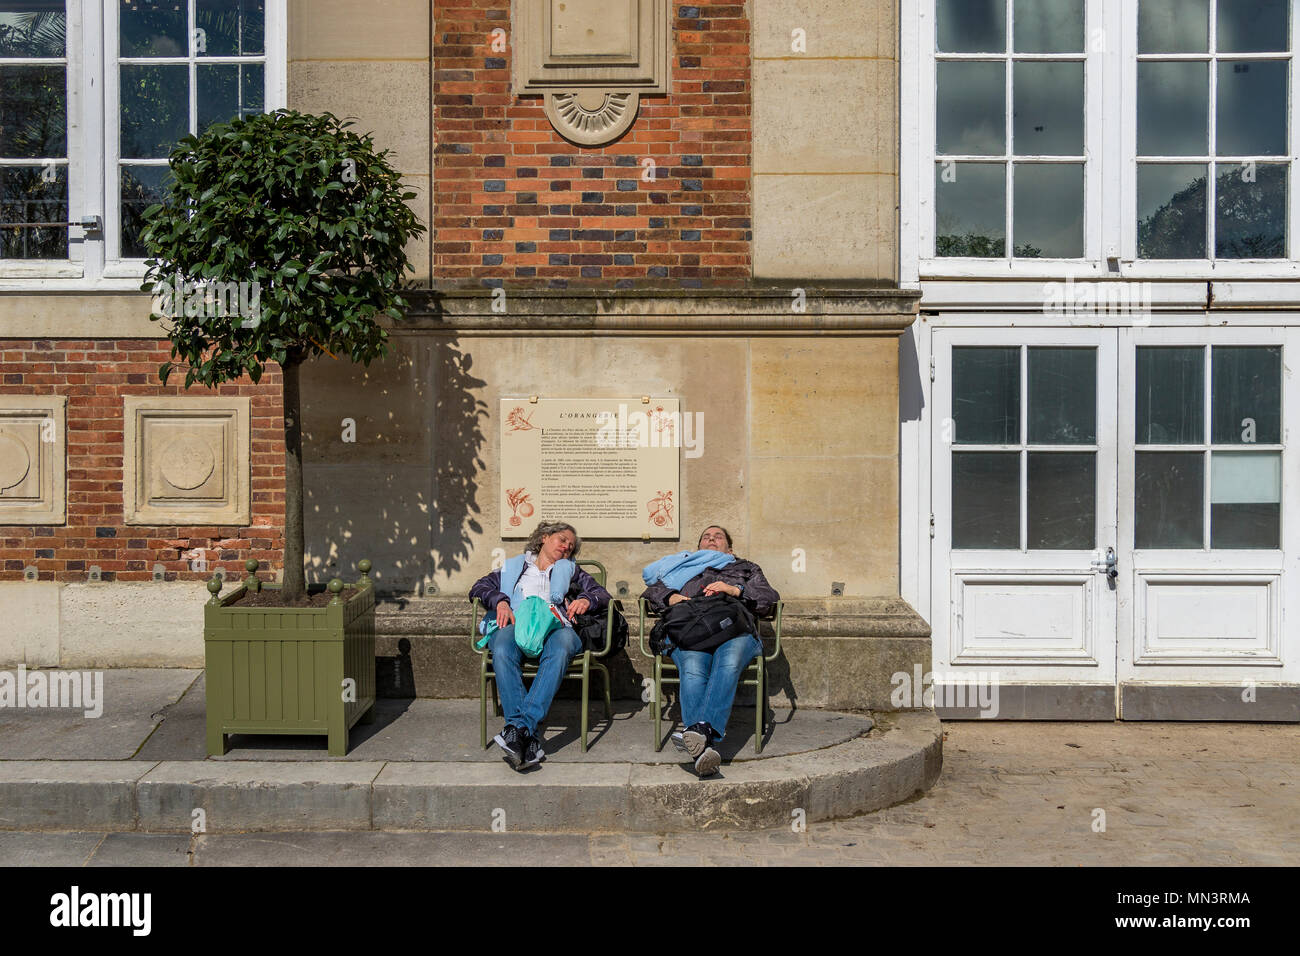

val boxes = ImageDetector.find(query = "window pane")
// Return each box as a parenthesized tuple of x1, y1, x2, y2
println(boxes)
(936, 162, 1006, 257)
(1217, 60, 1287, 156)
(1212, 346, 1281, 443)
(1013, 62, 1083, 156)
(1028, 453, 1095, 549)
(937, 61, 1005, 155)
(1029, 347, 1095, 443)
(1217, 0, 1289, 53)
(0, 164, 66, 258)
(120, 64, 188, 158)
(0, 65, 66, 158)
(1013, 0, 1083, 53)
(121, 164, 171, 258)
(1136, 452, 1204, 548)
(937, 0, 1005, 53)
(954, 347, 1020, 444)
(0, 2, 66, 57)
(1137, 163, 1207, 259)
(1215, 162, 1286, 258)
(1013, 163, 1083, 257)
(1139, 0, 1209, 53)
(120, 0, 188, 57)
(1137, 347, 1204, 444)
(1211, 452, 1280, 548)
(953, 453, 1020, 549)
(198, 63, 263, 130)
(196, 0, 265, 56)
(1137, 62, 1208, 156)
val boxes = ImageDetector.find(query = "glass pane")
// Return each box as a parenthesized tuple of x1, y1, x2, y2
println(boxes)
(120, 0, 188, 57)
(1029, 348, 1095, 443)
(196, 0, 264, 56)
(953, 347, 1020, 444)
(1137, 62, 1208, 156)
(1013, 0, 1084, 53)
(0, 164, 67, 258)
(198, 63, 263, 130)
(937, 0, 1005, 53)
(937, 61, 1005, 155)
(936, 162, 1006, 257)
(1013, 62, 1084, 156)
(1215, 162, 1286, 258)
(121, 164, 171, 258)
(1136, 452, 1204, 548)
(1137, 346, 1204, 444)
(1028, 453, 1095, 549)
(1211, 451, 1280, 548)
(0, 2, 66, 57)
(1139, 0, 1209, 53)
(1217, 0, 1289, 53)
(1217, 60, 1287, 156)
(1013, 163, 1083, 257)
(120, 64, 188, 158)
(1212, 346, 1281, 443)
(1137, 163, 1207, 259)
(953, 453, 1020, 549)
(0, 65, 66, 158)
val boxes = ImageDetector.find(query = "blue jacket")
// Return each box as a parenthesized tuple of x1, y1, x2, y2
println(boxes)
(469, 554, 610, 635)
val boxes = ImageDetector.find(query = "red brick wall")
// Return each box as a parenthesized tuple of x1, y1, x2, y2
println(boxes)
(433, 2, 752, 288)
(0, 340, 284, 583)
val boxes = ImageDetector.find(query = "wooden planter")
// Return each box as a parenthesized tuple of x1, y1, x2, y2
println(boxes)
(205, 560, 377, 756)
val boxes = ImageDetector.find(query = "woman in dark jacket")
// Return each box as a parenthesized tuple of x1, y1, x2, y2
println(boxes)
(641, 525, 779, 776)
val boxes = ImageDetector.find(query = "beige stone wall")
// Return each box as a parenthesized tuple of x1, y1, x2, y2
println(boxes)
(287, 0, 433, 284)
(751, 0, 898, 280)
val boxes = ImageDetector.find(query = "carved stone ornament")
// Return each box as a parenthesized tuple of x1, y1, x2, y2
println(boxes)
(513, 0, 670, 147)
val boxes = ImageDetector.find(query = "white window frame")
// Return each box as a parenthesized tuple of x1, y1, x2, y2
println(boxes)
(0, 0, 286, 291)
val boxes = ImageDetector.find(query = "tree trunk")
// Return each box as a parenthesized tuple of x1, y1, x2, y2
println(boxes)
(281, 357, 306, 600)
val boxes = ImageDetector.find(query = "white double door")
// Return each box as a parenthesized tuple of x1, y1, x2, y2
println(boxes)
(932, 325, 1300, 702)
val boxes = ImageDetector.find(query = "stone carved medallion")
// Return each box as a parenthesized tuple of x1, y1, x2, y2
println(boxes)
(0, 397, 65, 523)
(0, 431, 31, 492)
(159, 435, 217, 491)
(545, 90, 639, 145)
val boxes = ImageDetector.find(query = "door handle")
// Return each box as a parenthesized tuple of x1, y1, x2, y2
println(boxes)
(1091, 546, 1118, 582)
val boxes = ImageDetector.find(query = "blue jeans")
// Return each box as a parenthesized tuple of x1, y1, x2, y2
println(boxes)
(490, 625, 583, 736)
(670, 633, 762, 742)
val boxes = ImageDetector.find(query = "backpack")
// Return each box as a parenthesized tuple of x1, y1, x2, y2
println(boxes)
(572, 603, 629, 654)
(649, 594, 756, 656)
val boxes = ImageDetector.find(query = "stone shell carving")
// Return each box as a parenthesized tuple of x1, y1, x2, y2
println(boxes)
(544, 90, 640, 146)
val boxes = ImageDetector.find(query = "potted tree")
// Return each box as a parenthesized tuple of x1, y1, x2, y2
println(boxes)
(140, 110, 426, 755)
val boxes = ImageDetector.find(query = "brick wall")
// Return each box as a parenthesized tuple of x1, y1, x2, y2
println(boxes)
(0, 340, 284, 583)
(433, 1, 752, 288)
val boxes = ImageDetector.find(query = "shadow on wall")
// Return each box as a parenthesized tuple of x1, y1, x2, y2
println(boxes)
(899, 325, 925, 424)
(299, 337, 488, 594)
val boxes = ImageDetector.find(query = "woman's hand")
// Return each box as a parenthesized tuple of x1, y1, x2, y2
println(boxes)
(667, 593, 690, 606)
(565, 598, 591, 620)
(702, 581, 741, 598)
(495, 601, 515, 628)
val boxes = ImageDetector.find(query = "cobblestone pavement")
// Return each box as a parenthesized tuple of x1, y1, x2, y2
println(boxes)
(5, 722, 1297, 866)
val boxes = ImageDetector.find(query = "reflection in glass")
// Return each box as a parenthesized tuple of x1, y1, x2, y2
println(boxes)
(0, 65, 67, 159)
(1029, 348, 1096, 443)
(1139, 0, 1209, 53)
(1216, 163, 1286, 258)
(936, 162, 1006, 257)
(1217, 0, 1289, 53)
(0, 164, 67, 258)
(1136, 452, 1204, 548)
(1211, 451, 1280, 548)
(121, 164, 171, 258)
(1028, 453, 1095, 549)
(954, 347, 1020, 444)
(1013, 163, 1084, 257)
(196, 0, 265, 56)
(1013, 0, 1084, 53)
(1212, 347, 1281, 443)
(198, 64, 264, 131)
(0, 2, 66, 57)
(937, 61, 1006, 156)
(1013, 62, 1084, 156)
(120, 0, 187, 57)
(1137, 164, 1207, 259)
(937, 0, 1005, 53)
(1137, 62, 1208, 156)
(1137, 347, 1204, 444)
(120, 64, 188, 158)
(953, 453, 1020, 549)
(1217, 61, 1287, 156)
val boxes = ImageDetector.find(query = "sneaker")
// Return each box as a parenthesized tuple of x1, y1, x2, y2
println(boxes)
(493, 724, 524, 770)
(694, 746, 721, 777)
(520, 730, 545, 769)
(677, 721, 711, 760)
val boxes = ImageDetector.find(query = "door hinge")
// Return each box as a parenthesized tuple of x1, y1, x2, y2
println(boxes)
(929, 356, 935, 382)
(929, 514, 935, 538)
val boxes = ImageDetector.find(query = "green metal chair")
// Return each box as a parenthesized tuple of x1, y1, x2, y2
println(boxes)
(469, 559, 617, 752)
(638, 596, 783, 754)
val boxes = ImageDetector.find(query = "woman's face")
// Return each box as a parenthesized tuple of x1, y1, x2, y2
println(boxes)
(540, 529, 576, 563)
(698, 527, 732, 553)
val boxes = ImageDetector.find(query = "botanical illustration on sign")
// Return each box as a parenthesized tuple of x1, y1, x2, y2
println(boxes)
(650, 404, 675, 439)
(505, 487, 534, 527)
(506, 407, 537, 432)
(648, 489, 674, 527)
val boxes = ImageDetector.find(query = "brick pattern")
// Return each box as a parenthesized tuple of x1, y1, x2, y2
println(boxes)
(433, 2, 752, 288)
(0, 340, 284, 583)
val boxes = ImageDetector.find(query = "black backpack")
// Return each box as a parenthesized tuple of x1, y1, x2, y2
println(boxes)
(649, 594, 756, 656)
(571, 603, 629, 654)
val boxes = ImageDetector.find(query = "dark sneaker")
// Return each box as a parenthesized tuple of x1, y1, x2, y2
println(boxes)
(493, 724, 524, 770)
(678, 721, 711, 760)
(694, 746, 721, 777)
(520, 730, 545, 769)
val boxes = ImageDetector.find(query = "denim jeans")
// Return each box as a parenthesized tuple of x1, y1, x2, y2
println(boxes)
(670, 633, 762, 742)
(490, 624, 584, 736)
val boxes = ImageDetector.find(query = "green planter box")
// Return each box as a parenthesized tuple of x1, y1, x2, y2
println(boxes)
(205, 561, 377, 756)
